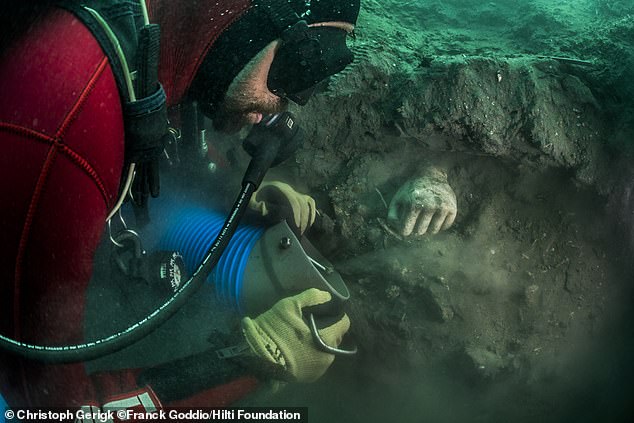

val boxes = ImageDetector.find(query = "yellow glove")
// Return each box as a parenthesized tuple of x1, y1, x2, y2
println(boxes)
(241, 288, 350, 383)
(249, 181, 316, 235)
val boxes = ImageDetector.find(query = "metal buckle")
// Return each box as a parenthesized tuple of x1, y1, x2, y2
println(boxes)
(216, 342, 252, 359)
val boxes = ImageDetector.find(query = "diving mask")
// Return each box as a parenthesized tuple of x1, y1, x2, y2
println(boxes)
(267, 21, 354, 105)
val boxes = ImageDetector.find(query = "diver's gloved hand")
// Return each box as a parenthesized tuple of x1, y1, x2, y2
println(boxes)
(241, 288, 350, 383)
(388, 167, 457, 236)
(249, 180, 316, 235)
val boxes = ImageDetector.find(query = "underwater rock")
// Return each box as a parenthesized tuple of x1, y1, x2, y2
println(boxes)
(458, 345, 507, 382)
(420, 281, 454, 322)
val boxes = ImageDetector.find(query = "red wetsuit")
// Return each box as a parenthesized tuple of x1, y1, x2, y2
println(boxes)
(0, 0, 254, 410)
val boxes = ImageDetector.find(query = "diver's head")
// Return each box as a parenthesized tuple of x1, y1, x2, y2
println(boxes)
(189, 0, 361, 133)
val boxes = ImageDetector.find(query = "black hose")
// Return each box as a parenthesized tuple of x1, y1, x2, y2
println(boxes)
(0, 181, 257, 363)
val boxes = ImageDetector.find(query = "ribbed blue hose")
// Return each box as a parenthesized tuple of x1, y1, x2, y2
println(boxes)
(157, 207, 264, 314)
(1, 392, 8, 423)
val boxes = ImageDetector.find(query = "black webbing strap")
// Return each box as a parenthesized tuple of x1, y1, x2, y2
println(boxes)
(57, 0, 143, 103)
(57, 0, 168, 212)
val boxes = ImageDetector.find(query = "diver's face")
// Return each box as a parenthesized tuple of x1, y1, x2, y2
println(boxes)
(211, 21, 355, 134)
(212, 41, 288, 134)
(212, 87, 288, 134)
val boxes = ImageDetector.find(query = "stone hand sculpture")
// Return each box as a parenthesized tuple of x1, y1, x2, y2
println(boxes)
(388, 167, 457, 236)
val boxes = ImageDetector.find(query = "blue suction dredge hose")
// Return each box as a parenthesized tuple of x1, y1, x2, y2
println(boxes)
(0, 392, 8, 417)
(157, 207, 264, 314)
(0, 181, 256, 363)
(0, 112, 302, 363)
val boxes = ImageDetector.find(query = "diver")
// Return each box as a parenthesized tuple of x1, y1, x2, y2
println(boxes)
(0, 0, 359, 411)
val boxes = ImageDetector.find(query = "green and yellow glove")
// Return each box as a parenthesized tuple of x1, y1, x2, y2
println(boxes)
(241, 288, 350, 383)
(249, 180, 316, 235)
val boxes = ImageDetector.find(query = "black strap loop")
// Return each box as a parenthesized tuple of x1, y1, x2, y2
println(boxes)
(59, 0, 169, 215)
(124, 84, 168, 164)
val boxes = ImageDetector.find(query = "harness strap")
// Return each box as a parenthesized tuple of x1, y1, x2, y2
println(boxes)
(58, 0, 169, 220)
(58, 0, 142, 103)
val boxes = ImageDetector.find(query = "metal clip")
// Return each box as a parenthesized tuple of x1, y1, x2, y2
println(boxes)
(163, 126, 182, 167)
(309, 313, 357, 356)
(216, 342, 252, 359)
(111, 229, 145, 276)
